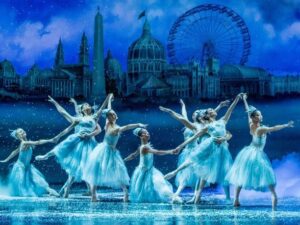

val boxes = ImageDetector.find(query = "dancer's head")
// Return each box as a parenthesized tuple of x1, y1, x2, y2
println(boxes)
(81, 103, 92, 116)
(204, 108, 217, 121)
(102, 109, 118, 123)
(10, 128, 26, 141)
(248, 106, 263, 123)
(133, 128, 150, 142)
(192, 109, 206, 124)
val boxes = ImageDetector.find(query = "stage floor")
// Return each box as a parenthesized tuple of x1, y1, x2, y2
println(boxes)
(0, 189, 299, 225)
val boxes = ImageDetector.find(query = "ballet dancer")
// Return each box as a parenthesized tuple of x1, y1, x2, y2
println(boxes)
(226, 93, 294, 209)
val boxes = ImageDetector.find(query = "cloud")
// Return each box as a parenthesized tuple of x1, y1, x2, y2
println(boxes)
(281, 22, 300, 41)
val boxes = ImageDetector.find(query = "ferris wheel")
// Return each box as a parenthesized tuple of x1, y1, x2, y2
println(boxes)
(167, 4, 251, 66)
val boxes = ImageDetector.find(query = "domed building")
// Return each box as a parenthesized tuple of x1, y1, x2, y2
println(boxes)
(0, 59, 20, 91)
(104, 50, 124, 96)
(126, 19, 170, 96)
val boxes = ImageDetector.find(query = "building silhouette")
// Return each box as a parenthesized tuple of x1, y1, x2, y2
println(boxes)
(0, 12, 300, 100)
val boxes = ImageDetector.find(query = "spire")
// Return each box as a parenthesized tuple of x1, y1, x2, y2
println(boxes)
(92, 7, 106, 99)
(79, 32, 89, 65)
(54, 38, 64, 67)
(142, 18, 151, 37)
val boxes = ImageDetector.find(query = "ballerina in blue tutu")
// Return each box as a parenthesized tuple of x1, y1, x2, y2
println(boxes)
(226, 93, 294, 209)
(0, 124, 75, 197)
(159, 99, 230, 201)
(126, 127, 208, 203)
(83, 95, 148, 202)
(164, 93, 242, 203)
(35, 94, 111, 197)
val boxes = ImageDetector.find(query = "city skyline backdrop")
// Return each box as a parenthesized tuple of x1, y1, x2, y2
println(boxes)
(0, 0, 300, 75)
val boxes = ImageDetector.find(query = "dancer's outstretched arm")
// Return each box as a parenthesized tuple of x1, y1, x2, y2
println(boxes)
(69, 98, 81, 116)
(257, 121, 294, 135)
(222, 94, 242, 123)
(0, 147, 20, 163)
(107, 93, 113, 110)
(214, 100, 230, 113)
(48, 96, 74, 123)
(142, 145, 177, 155)
(180, 99, 188, 119)
(174, 126, 208, 154)
(159, 106, 197, 131)
(118, 123, 147, 133)
(124, 148, 140, 161)
(94, 94, 112, 121)
(80, 123, 102, 139)
(24, 123, 76, 146)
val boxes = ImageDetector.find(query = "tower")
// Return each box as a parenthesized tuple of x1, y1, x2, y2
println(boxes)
(79, 32, 89, 65)
(92, 7, 106, 99)
(54, 38, 64, 67)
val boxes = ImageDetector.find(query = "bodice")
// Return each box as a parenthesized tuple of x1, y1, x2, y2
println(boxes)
(18, 147, 33, 167)
(75, 116, 97, 134)
(139, 144, 153, 170)
(104, 132, 120, 149)
(250, 134, 267, 150)
(207, 119, 227, 138)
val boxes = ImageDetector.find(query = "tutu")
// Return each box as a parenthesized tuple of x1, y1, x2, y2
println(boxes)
(9, 147, 49, 197)
(83, 132, 130, 188)
(191, 119, 233, 185)
(226, 134, 276, 191)
(130, 144, 174, 203)
(52, 116, 97, 181)
(175, 125, 207, 188)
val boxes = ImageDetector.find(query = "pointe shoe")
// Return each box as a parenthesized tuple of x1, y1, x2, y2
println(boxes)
(49, 189, 59, 197)
(164, 171, 176, 180)
(186, 197, 195, 204)
(272, 196, 278, 210)
(233, 200, 241, 207)
(172, 195, 183, 204)
(35, 155, 48, 161)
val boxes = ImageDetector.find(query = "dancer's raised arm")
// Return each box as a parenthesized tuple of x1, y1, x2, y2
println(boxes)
(69, 98, 81, 116)
(222, 94, 242, 123)
(94, 94, 112, 121)
(241, 93, 254, 127)
(179, 99, 188, 119)
(257, 121, 294, 136)
(24, 123, 76, 146)
(159, 106, 197, 131)
(118, 123, 147, 133)
(214, 100, 230, 112)
(0, 147, 20, 163)
(48, 96, 75, 123)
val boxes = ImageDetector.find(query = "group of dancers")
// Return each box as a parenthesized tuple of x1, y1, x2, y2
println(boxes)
(0, 93, 294, 209)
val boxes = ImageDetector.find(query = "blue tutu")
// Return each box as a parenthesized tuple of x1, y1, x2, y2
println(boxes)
(226, 134, 276, 191)
(83, 132, 130, 188)
(130, 144, 174, 203)
(191, 119, 233, 185)
(175, 125, 207, 188)
(52, 116, 97, 181)
(9, 147, 49, 197)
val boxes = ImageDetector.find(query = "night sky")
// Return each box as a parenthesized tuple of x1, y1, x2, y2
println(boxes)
(1, 0, 300, 75)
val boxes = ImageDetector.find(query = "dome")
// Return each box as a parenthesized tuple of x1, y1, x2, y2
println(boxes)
(219, 64, 269, 79)
(127, 19, 166, 78)
(105, 50, 123, 80)
(0, 59, 16, 77)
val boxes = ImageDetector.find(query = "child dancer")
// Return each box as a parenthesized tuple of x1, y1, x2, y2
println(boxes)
(164, 93, 242, 203)
(83, 94, 147, 202)
(0, 124, 75, 197)
(35, 94, 111, 197)
(226, 94, 294, 209)
(127, 127, 208, 203)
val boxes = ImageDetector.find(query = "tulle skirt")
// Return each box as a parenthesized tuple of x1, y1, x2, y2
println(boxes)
(53, 134, 97, 181)
(9, 161, 49, 197)
(83, 143, 130, 188)
(226, 145, 276, 191)
(130, 166, 174, 203)
(191, 137, 233, 185)
(175, 145, 199, 188)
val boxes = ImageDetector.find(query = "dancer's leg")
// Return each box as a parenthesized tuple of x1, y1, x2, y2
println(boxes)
(35, 150, 56, 161)
(223, 185, 231, 200)
(47, 187, 59, 197)
(194, 179, 206, 204)
(233, 186, 242, 207)
(269, 185, 277, 209)
(91, 185, 98, 202)
(122, 185, 129, 202)
(164, 160, 192, 180)
(187, 178, 200, 204)
(59, 175, 74, 198)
